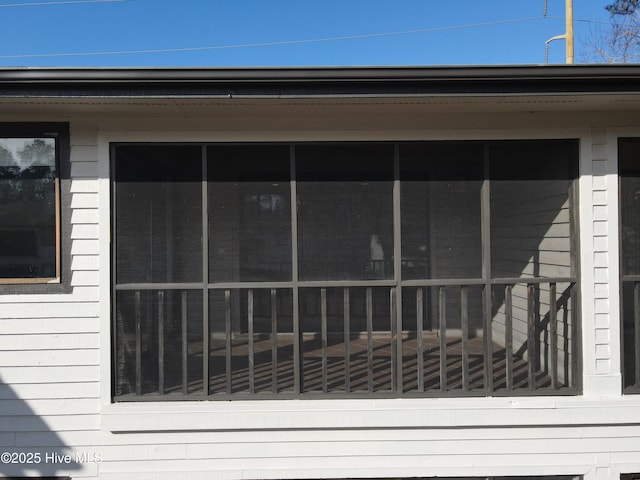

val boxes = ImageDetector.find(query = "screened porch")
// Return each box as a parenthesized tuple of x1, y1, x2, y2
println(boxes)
(112, 140, 579, 400)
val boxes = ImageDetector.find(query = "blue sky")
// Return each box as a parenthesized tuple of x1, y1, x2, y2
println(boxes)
(0, 0, 615, 67)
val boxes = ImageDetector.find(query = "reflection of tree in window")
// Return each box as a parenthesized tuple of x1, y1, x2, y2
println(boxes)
(0, 137, 56, 278)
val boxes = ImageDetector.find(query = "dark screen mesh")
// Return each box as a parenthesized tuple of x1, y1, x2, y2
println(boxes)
(620, 138, 640, 276)
(489, 140, 577, 279)
(115, 145, 203, 284)
(208, 145, 292, 282)
(400, 143, 483, 280)
(296, 144, 394, 281)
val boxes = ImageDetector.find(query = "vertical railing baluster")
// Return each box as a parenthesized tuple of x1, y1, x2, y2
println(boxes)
(321, 287, 328, 393)
(505, 284, 514, 391)
(135, 290, 142, 396)
(271, 288, 278, 394)
(570, 284, 578, 389)
(390, 288, 398, 392)
(439, 286, 447, 392)
(367, 287, 374, 393)
(290, 149, 301, 395)
(181, 290, 188, 395)
(527, 284, 536, 390)
(343, 288, 351, 393)
(225, 289, 232, 395)
(248, 289, 255, 394)
(461, 286, 469, 391)
(158, 290, 165, 395)
(416, 288, 424, 392)
(550, 282, 558, 389)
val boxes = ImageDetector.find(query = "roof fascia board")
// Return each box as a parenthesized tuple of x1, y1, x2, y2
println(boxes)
(1, 65, 640, 98)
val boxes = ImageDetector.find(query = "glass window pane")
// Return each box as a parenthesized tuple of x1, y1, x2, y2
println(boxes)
(296, 144, 394, 281)
(400, 143, 484, 280)
(115, 145, 203, 284)
(0, 137, 57, 278)
(490, 140, 577, 279)
(208, 146, 291, 282)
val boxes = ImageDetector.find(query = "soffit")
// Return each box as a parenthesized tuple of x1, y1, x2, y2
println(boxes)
(0, 93, 638, 115)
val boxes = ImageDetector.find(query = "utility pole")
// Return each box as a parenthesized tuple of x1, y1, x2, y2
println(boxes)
(545, 0, 574, 64)
(566, 0, 574, 63)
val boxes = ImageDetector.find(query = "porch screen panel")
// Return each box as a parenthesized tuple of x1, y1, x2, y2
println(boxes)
(114, 145, 203, 284)
(207, 146, 291, 282)
(295, 145, 394, 281)
(399, 143, 483, 280)
(489, 140, 576, 280)
(620, 138, 640, 391)
(489, 140, 578, 392)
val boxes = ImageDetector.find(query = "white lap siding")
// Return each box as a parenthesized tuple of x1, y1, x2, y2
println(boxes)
(0, 122, 102, 479)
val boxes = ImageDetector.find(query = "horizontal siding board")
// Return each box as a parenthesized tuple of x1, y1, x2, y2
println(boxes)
(16, 430, 103, 447)
(71, 224, 100, 240)
(71, 255, 100, 271)
(0, 333, 99, 350)
(0, 398, 99, 416)
(71, 239, 100, 255)
(0, 382, 100, 400)
(0, 366, 99, 384)
(177, 437, 640, 460)
(492, 223, 570, 238)
(70, 193, 99, 209)
(77, 424, 640, 446)
(70, 125, 98, 146)
(71, 271, 100, 287)
(96, 452, 594, 474)
(0, 433, 15, 446)
(0, 317, 99, 334)
(0, 302, 99, 318)
(70, 208, 99, 224)
(0, 349, 99, 367)
(0, 461, 94, 478)
(70, 161, 98, 178)
(70, 144, 98, 161)
(70, 178, 99, 193)
(0, 413, 100, 432)
(0, 287, 100, 304)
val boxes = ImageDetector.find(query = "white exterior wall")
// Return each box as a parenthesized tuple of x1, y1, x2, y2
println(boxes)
(0, 102, 639, 480)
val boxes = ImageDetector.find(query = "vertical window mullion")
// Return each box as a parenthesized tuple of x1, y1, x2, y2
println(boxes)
(392, 144, 403, 393)
(202, 146, 210, 396)
(482, 145, 494, 393)
(290, 146, 302, 395)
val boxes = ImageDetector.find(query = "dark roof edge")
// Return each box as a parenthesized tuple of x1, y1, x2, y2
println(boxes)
(1, 64, 640, 97)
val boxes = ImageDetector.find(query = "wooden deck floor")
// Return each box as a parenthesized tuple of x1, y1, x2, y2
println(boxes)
(203, 333, 555, 395)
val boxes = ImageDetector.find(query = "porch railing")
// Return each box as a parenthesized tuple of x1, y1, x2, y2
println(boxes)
(114, 280, 578, 400)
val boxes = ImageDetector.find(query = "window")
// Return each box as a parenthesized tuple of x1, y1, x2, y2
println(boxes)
(112, 140, 579, 400)
(620, 137, 640, 392)
(0, 123, 67, 285)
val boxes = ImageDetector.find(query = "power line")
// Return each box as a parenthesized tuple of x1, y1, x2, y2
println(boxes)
(0, 16, 556, 59)
(0, 0, 126, 7)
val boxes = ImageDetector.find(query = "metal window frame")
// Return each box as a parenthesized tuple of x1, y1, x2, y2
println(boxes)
(111, 139, 581, 401)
